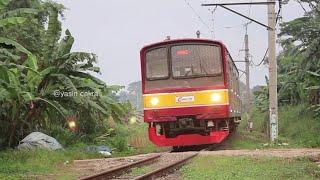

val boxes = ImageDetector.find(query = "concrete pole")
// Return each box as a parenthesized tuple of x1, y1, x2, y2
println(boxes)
(268, 0, 278, 142)
(245, 33, 252, 131)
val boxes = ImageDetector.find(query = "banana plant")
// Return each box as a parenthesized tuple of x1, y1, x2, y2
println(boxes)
(0, 0, 130, 147)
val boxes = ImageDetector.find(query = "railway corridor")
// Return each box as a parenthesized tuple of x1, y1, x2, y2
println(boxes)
(74, 148, 320, 179)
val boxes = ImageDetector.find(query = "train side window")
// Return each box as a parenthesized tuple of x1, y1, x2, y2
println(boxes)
(145, 47, 169, 80)
(229, 64, 233, 89)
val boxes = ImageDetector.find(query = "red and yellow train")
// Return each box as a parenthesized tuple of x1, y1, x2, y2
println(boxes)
(140, 38, 241, 148)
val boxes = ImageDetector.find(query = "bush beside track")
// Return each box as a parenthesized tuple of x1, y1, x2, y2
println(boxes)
(233, 104, 320, 149)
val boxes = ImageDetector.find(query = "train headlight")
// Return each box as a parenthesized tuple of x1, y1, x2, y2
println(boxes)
(211, 93, 222, 102)
(150, 97, 159, 106)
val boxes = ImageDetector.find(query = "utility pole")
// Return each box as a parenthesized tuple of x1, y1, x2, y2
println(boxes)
(244, 30, 252, 132)
(268, 0, 278, 142)
(201, 0, 278, 142)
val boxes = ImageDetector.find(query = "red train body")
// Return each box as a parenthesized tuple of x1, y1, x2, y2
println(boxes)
(140, 39, 241, 147)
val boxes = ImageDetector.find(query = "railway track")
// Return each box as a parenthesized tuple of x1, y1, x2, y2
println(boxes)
(79, 152, 197, 180)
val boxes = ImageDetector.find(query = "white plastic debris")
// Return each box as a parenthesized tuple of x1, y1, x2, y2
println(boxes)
(85, 146, 112, 157)
(98, 151, 112, 157)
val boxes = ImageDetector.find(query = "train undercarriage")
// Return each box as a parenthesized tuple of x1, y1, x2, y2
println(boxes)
(148, 117, 241, 147)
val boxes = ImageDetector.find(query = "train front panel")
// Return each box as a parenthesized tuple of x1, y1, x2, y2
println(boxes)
(140, 39, 238, 147)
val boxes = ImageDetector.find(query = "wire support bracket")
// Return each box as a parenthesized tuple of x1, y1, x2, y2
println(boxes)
(201, 3, 274, 30)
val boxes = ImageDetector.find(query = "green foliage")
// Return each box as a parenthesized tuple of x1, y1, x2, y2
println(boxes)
(279, 104, 320, 147)
(117, 81, 143, 112)
(0, 0, 134, 149)
(278, 2, 320, 104)
(254, 1, 320, 116)
(181, 156, 320, 180)
(253, 86, 269, 112)
(0, 17, 26, 27)
(246, 104, 320, 147)
(0, 149, 103, 179)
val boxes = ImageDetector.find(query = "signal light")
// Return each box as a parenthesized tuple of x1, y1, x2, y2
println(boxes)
(67, 116, 77, 132)
(68, 121, 76, 129)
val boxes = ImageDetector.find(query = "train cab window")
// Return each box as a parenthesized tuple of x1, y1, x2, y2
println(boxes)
(146, 47, 168, 80)
(171, 45, 222, 78)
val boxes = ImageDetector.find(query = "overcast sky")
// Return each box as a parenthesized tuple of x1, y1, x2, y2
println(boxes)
(56, 0, 306, 88)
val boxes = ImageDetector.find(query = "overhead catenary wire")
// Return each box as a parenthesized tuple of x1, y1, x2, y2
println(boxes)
(251, 48, 268, 66)
(275, 0, 283, 25)
(295, 0, 308, 13)
(250, 0, 283, 67)
(184, 0, 212, 36)
(208, 6, 218, 38)
(238, 0, 253, 56)
(239, 71, 246, 79)
(246, 0, 253, 30)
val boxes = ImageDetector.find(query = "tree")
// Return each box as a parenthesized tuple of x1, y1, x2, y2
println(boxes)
(278, 1, 320, 115)
(0, 0, 131, 148)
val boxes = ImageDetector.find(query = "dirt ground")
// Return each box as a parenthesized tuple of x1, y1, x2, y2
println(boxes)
(73, 153, 162, 178)
(199, 148, 320, 157)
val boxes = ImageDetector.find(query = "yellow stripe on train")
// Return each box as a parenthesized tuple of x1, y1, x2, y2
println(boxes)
(143, 89, 229, 109)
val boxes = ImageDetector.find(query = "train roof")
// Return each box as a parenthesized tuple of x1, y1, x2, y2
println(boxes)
(141, 38, 225, 50)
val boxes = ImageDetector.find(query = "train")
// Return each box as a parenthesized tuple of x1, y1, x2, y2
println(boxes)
(140, 38, 241, 149)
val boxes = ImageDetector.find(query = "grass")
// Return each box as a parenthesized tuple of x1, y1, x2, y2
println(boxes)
(278, 104, 320, 147)
(0, 149, 103, 179)
(221, 130, 268, 150)
(126, 166, 152, 177)
(181, 156, 320, 180)
(0, 122, 165, 179)
(233, 104, 320, 149)
(1, 104, 318, 179)
(110, 122, 168, 157)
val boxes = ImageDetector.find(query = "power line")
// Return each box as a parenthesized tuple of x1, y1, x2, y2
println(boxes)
(295, 0, 308, 13)
(252, 0, 282, 67)
(276, 0, 283, 25)
(208, 6, 218, 38)
(251, 48, 268, 66)
(184, 0, 212, 35)
(239, 71, 246, 79)
(247, 0, 253, 25)
(237, 0, 254, 64)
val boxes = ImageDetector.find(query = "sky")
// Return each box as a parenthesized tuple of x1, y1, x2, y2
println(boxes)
(56, 0, 306, 88)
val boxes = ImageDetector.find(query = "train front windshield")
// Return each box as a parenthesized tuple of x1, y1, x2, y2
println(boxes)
(145, 44, 224, 91)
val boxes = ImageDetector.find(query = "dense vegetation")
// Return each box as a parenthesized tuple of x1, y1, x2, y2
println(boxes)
(253, 0, 320, 142)
(0, 0, 134, 149)
(239, 104, 320, 147)
(0, 123, 166, 179)
(278, 0, 320, 111)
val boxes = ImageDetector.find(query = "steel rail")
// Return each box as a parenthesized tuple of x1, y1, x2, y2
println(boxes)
(79, 154, 161, 180)
(133, 153, 198, 180)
